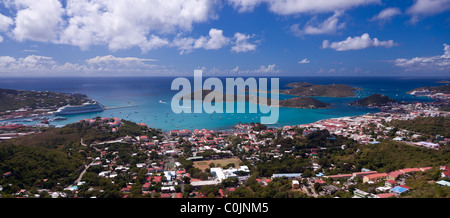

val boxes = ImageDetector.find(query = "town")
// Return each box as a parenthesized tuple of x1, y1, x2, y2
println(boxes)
(1, 95, 449, 198)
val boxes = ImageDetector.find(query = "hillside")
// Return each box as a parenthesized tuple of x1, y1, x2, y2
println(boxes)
(184, 89, 332, 109)
(408, 84, 450, 95)
(349, 94, 400, 107)
(279, 97, 331, 109)
(281, 82, 358, 97)
(0, 119, 155, 190)
(0, 88, 89, 112)
(390, 116, 450, 138)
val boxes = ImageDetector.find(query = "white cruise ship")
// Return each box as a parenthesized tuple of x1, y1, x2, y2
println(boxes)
(53, 102, 104, 115)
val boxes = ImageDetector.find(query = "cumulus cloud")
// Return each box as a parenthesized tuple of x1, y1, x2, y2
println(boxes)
(60, 0, 218, 51)
(173, 28, 230, 54)
(0, 13, 13, 32)
(322, 33, 397, 51)
(407, 0, 450, 23)
(7, 0, 65, 42)
(0, 55, 86, 75)
(291, 11, 345, 36)
(370, 7, 402, 23)
(1, 0, 219, 52)
(0, 54, 167, 76)
(393, 44, 450, 71)
(298, 58, 310, 64)
(231, 33, 257, 53)
(228, 0, 380, 14)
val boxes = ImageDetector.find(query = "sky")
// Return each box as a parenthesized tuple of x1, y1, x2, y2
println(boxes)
(0, 0, 449, 77)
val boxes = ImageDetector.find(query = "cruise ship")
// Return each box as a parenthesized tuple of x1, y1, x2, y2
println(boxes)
(53, 102, 104, 115)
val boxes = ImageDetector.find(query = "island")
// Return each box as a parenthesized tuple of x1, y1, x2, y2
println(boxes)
(182, 89, 331, 109)
(349, 94, 400, 107)
(280, 82, 358, 97)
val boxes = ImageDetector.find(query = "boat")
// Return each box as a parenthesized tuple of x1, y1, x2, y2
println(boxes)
(53, 102, 104, 115)
(51, 116, 68, 121)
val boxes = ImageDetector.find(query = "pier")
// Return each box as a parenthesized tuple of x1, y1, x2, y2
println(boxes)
(104, 105, 138, 110)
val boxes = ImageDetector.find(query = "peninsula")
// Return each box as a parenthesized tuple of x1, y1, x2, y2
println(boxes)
(280, 82, 358, 97)
(183, 90, 331, 109)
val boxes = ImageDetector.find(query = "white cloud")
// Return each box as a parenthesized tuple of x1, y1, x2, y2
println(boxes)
(322, 33, 397, 51)
(2, 0, 219, 52)
(228, 0, 380, 14)
(0, 54, 167, 76)
(231, 33, 257, 53)
(8, 0, 65, 42)
(393, 44, 450, 71)
(407, 0, 450, 23)
(59, 0, 218, 51)
(291, 11, 345, 36)
(86, 55, 159, 72)
(0, 13, 13, 32)
(0, 55, 85, 74)
(370, 7, 402, 22)
(298, 58, 310, 64)
(174, 28, 230, 54)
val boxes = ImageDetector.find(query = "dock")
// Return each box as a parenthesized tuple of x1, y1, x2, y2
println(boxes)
(104, 105, 138, 110)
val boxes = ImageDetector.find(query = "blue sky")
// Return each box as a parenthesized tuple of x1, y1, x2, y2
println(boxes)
(0, 0, 449, 77)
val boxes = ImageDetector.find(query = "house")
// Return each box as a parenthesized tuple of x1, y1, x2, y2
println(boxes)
(140, 135, 149, 142)
(352, 171, 378, 178)
(386, 171, 404, 181)
(322, 185, 339, 195)
(376, 193, 396, 198)
(292, 180, 300, 189)
(436, 180, 450, 187)
(390, 185, 410, 195)
(326, 174, 353, 180)
(385, 180, 397, 188)
(363, 173, 388, 183)
(442, 171, 450, 179)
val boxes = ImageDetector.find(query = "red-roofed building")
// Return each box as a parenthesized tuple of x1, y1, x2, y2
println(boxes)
(442, 171, 450, 179)
(377, 193, 396, 198)
(363, 173, 388, 183)
(176, 193, 183, 198)
(385, 180, 397, 188)
(386, 171, 404, 181)
(440, 166, 450, 172)
(399, 168, 422, 174)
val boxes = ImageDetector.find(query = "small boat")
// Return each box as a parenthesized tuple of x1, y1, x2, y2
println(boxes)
(51, 116, 67, 121)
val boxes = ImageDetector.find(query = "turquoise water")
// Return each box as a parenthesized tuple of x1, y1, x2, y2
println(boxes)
(0, 77, 444, 131)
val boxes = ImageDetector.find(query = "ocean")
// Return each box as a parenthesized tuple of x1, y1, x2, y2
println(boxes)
(0, 76, 445, 131)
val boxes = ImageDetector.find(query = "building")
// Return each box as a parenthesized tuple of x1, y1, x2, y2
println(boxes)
(363, 173, 388, 183)
(326, 174, 353, 180)
(271, 173, 302, 179)
(436, 180, 450, 187)
(352, 171, 378, 178)
(376, 193, 396, 198)
(390, 186, 410, 195)
(386, 171, 404, 181)
(292, 180, 300, 189)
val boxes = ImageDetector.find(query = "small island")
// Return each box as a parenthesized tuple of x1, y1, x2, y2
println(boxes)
(281, 82, 358, 97)
(349, 94, 400, 107)
(279, 97, 331, 109)
(182, 89, 331, 109)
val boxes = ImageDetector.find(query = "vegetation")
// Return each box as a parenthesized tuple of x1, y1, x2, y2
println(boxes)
(390, 116, 450, 138)
(349, 94, 400, 107)
(0, 88, 89, 112)
(408, 84, 450, 94)
(281, 82, 358, 97)
(279, 97, 331, 109)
